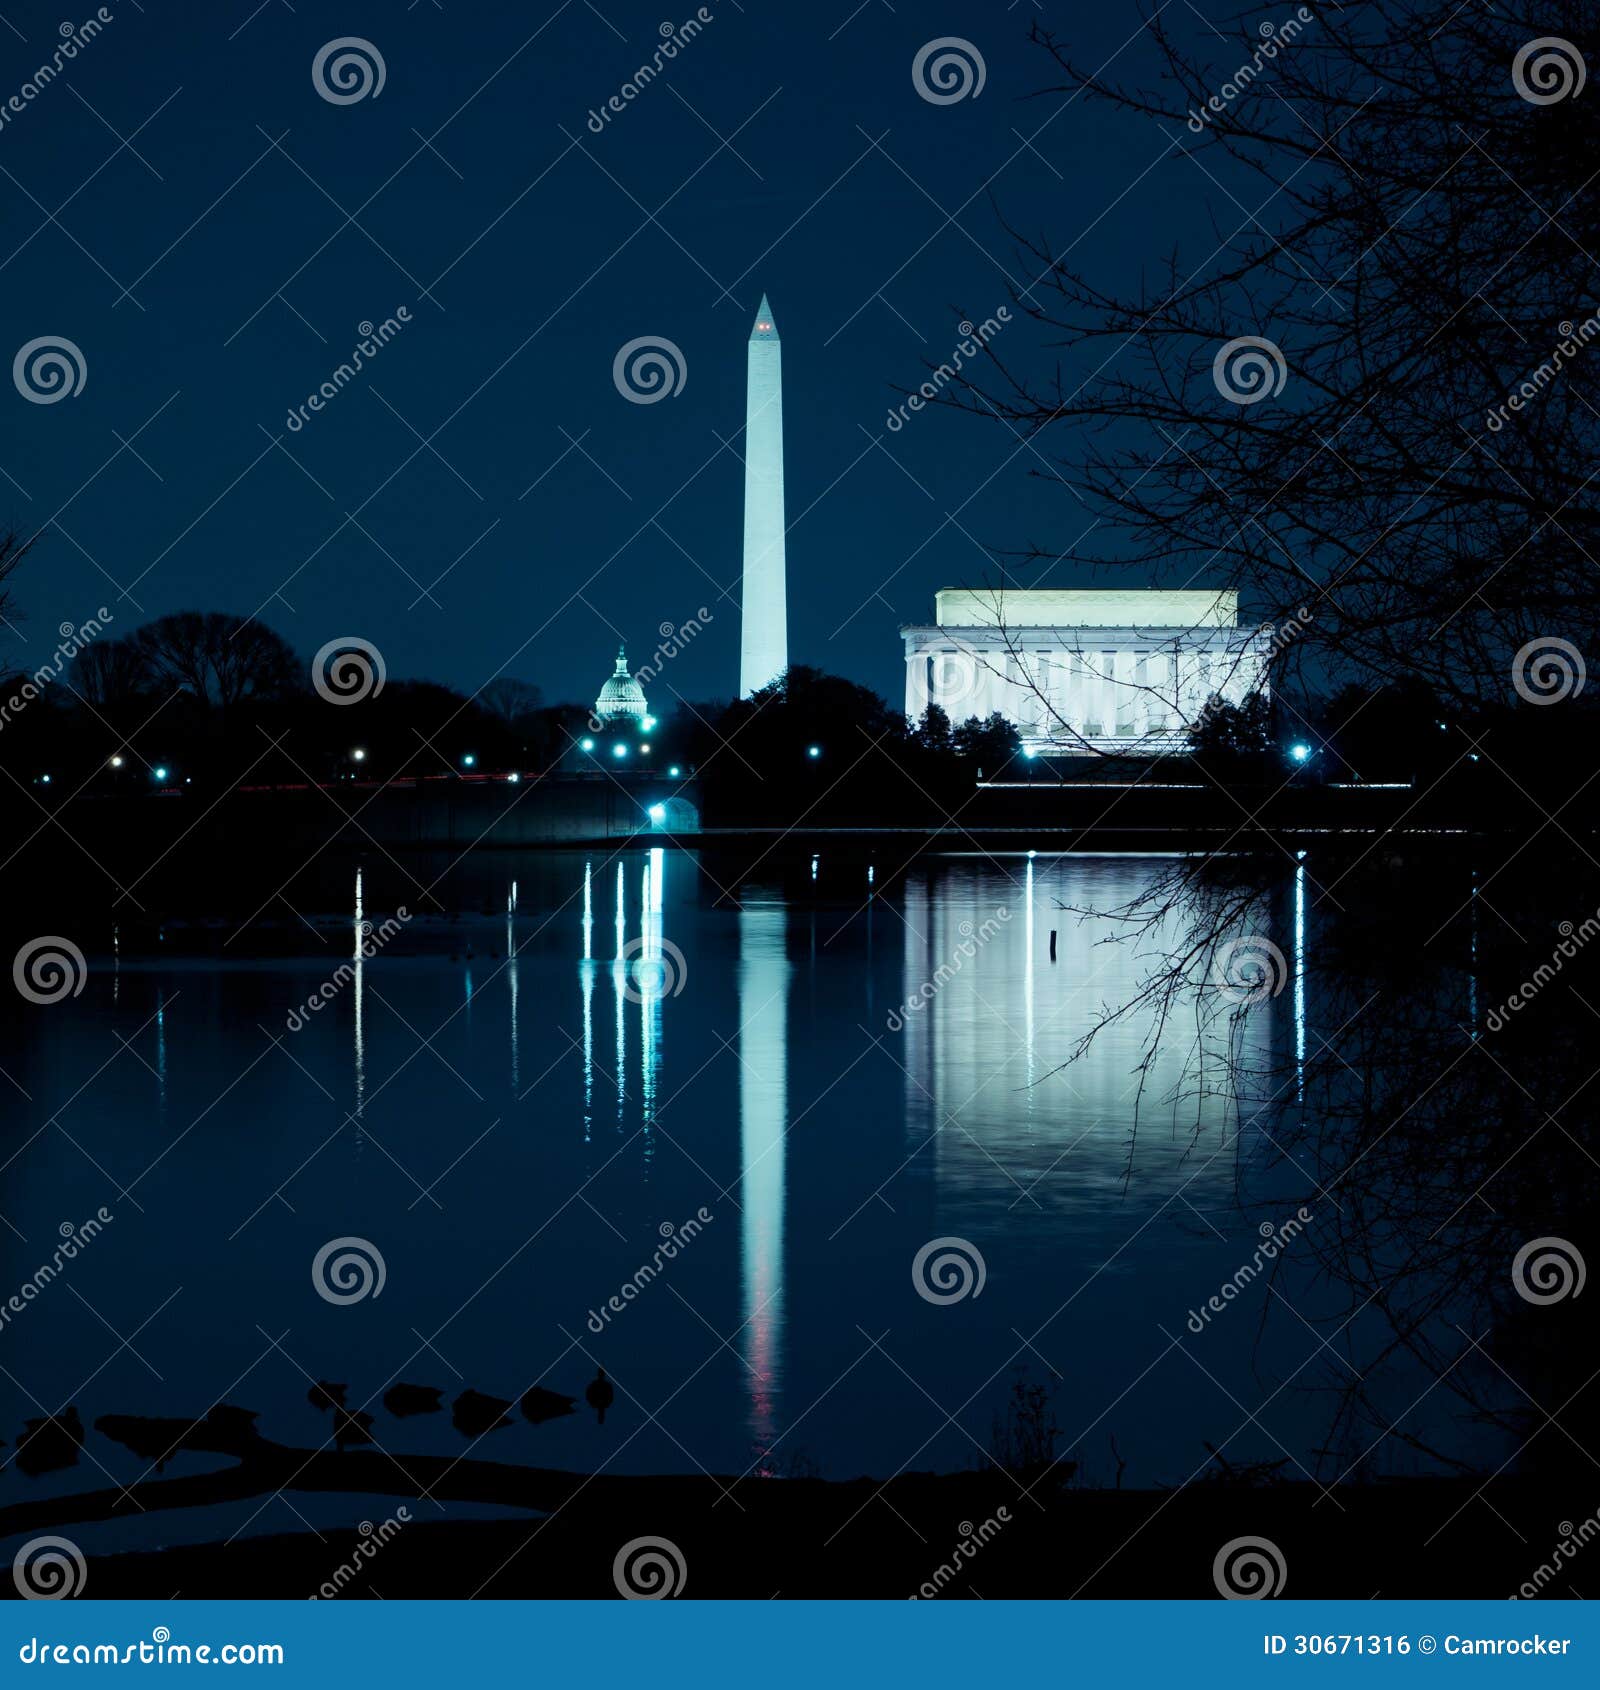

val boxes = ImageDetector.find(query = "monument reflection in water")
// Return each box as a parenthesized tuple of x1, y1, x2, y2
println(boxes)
(898, 856, 1280, 1212)
(568, 850, 1287, 1467)
(575, 853, 790, 1446)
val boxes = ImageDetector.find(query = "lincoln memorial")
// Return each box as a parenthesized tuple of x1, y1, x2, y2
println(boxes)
(902, 588, 1273, 756)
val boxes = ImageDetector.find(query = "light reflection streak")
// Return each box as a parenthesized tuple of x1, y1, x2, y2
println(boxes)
(738, 901, 789, 1452)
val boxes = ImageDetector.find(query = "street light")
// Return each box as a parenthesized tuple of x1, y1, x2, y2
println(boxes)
(807, 744, 821, 759)
(351, 748, 367, 763)
(462, 753, 477, 769)
(642, 715, 657, 731)
(1289, 742, 1312, 764)
(612, 743, 628, 759)
(580, 737, 595, 752)
(667, 765, 681, 778)
(152, 766, 170, 782)
(109, 754, 124, 769)
(648, 803, 666, 823)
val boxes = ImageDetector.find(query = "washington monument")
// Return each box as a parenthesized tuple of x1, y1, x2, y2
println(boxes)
(739, 294, 788, 698)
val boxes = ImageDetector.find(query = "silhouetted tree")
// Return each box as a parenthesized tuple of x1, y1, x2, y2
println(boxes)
(133, 612, 299, 711)
(480, 677, 544, 728)
(951, 711, 1022, 773)
(915, 702, 953, 752)
(944, 0, 1600, 711)
(70, 634, 154, 713)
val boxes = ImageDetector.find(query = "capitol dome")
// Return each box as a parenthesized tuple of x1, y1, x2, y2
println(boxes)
(594, 646, 648, 725)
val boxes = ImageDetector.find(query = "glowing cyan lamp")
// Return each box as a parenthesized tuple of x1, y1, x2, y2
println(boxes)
(648, 803, 666, 823)
(580, 737, 595, 752)
(807, 745, 821, 759)
(152, 766, 170, 782)
(351, 748, 367, 762)
(462, 753, 477, 768)
(109, 754, 124, 769)
(612, 743, 628, 759)
(1289, 742, 1312, 764)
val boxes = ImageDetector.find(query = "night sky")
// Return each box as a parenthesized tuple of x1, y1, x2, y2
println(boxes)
(1, 1, 1221, 709)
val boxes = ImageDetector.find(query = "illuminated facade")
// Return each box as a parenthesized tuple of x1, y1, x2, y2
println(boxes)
(901, 588, 1272, 755)
(593, 645, 648, 726)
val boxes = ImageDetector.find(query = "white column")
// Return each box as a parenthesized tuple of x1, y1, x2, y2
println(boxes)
(905, 648, 929, 721)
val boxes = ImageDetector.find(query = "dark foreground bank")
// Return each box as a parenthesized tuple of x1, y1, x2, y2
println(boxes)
(0, 1424, 1579, 1599)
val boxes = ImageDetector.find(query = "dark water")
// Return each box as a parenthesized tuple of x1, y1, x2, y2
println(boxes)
(0, 848, 1500, 1555)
